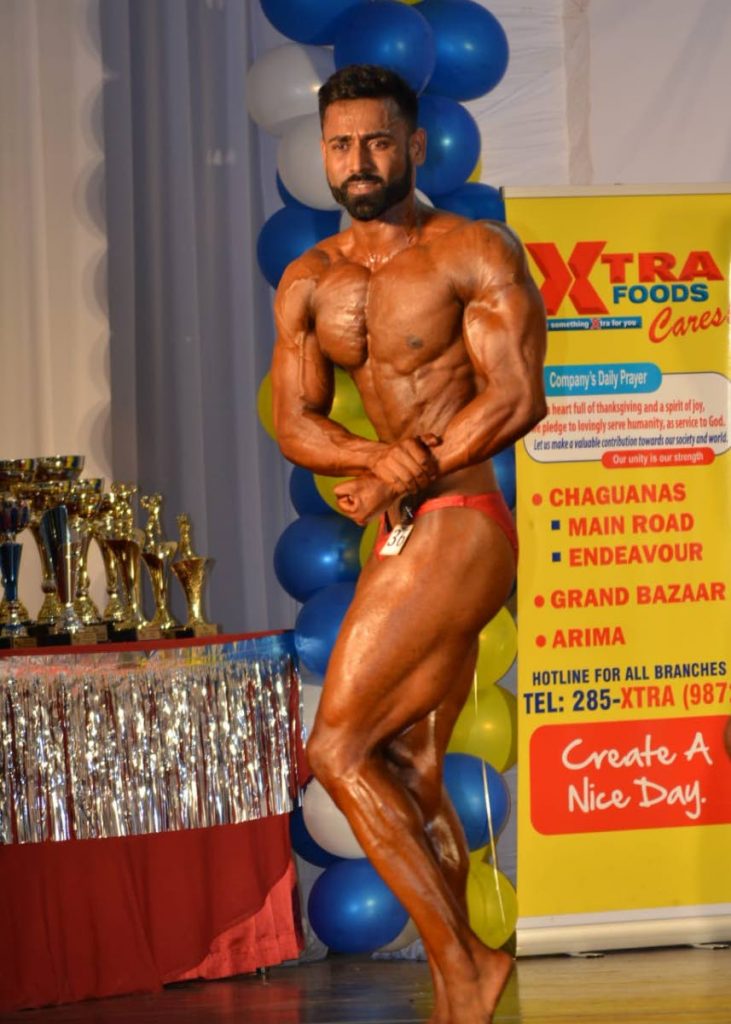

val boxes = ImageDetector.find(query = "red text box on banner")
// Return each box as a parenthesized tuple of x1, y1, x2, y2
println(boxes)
(530, 714, 731, 834)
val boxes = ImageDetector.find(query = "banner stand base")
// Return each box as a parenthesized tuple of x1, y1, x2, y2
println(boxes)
(517, 907, 731, 957)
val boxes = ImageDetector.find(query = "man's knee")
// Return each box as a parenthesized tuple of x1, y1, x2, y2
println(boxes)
(307, 724, 362, 788)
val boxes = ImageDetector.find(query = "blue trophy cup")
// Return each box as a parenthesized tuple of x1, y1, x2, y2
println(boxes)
(0, 494, 31, 638)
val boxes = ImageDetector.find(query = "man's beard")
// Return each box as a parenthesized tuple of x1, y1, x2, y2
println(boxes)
(329, 160, 413, 221)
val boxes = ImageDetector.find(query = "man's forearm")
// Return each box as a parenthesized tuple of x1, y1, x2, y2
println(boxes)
(275, 410, 382, 477)
(431, 389, 546, 478)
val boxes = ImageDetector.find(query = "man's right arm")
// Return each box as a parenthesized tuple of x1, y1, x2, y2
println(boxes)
(270, 252, 438, 492)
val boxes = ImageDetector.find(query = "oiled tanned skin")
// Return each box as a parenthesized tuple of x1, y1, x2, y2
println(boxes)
(271, 93, 547, 1023)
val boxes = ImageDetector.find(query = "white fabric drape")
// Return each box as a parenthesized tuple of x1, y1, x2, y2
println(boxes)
(0, 0, 110, 476)
(0, 0, 110, 610)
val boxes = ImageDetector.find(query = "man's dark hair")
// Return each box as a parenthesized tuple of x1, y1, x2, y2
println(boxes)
(318, 64, 418, 132)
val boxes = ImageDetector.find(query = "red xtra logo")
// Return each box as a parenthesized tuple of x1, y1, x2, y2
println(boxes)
(526, 241, 608, 315)
(530, 715, 731, 835)
(525, 242, 724, 316)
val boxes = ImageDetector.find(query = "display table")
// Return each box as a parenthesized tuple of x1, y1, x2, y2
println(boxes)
(0, 632, 305, 1011)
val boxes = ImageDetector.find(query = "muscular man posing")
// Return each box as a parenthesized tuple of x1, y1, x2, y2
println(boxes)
(271, 65, 547, 1023)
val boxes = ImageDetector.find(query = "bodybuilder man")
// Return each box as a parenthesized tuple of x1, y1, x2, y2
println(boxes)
(271, 65, 547, 1023)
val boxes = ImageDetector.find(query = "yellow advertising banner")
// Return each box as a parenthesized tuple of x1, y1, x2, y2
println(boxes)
(505, 186, 731, 954)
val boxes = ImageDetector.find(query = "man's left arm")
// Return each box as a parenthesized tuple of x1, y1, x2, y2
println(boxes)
(429, 221, 547, 476)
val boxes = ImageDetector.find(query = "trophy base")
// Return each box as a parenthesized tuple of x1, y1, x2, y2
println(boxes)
(85, 623, 111, 643)
(0, 633, 38, 649)
(25, 621, 55, 641)
(107, 624, 163, 642)
(175, 623, 220, 639)
(41, 627, 101, 647)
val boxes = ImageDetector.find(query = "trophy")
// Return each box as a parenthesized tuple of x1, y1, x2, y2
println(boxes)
(90, 490, 127, 626)
(64, 479, 105, 638)
(105, 483, 151, 638)
(34, 455, 85, 483)
(0, 458, 36, 625)
(140, 493, 179, 635)
(38, 503, 95, 641)
(12, 480, 64, 628)
(0, 493, 33, 645)
(171, 514, 218, 637)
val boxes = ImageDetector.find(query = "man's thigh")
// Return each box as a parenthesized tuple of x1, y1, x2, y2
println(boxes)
(316, 507, 515, 747)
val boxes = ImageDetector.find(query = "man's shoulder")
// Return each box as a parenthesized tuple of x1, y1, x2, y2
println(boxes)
(282, 234, 341, 282)
(428, 211, 518, 250)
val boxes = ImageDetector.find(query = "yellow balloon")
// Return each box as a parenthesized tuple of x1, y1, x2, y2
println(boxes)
(330, 369, 375, 432)
(359, 517, 380, 565)
(468, 157, 483, 183)
(475, 607, 517, 692)
(448, 684, 517, 772)
(467, 864, 517, 949)
(256, 373, 276, 440)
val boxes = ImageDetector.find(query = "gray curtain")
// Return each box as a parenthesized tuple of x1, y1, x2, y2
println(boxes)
(99, 0, 296, 632)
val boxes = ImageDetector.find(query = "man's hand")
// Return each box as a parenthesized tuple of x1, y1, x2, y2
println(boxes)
(370, 434, 441, 492)
(334, 475, 396, 525)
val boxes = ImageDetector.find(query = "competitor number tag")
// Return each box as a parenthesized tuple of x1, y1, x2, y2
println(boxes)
(380, 523, 414, 557)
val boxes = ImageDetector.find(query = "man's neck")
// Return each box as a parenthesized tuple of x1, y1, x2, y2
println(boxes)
(347, 195, 426, 267)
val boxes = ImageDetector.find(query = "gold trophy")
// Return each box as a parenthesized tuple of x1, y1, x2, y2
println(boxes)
(140, 493, 179, 635)
(66, 478, 106, 638)
(24, 456, 85, 628)
(13, 480, 64, 629)
(0, 458, 36, 625)
(91, 490, 127, 626)
(105, 483, 152, 639)
(171, 513, 218, 637)
(38, 502, 97, 643)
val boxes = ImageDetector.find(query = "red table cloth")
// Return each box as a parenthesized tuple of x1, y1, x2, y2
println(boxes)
(0, 632, 304, 1010)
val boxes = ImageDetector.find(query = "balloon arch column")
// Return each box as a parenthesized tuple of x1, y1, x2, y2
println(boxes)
(250, 0, 520, 957)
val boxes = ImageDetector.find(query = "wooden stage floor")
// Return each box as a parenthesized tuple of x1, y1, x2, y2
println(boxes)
(3, 946, 730, 1023)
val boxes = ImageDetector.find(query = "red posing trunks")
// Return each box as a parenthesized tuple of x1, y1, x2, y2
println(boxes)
(374, 492, 518, 561)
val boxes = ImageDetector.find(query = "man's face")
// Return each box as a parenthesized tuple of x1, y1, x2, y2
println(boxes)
(321, 97, 424, 221)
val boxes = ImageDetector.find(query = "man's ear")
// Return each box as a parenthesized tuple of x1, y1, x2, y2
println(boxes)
(410, 127, 427, 168)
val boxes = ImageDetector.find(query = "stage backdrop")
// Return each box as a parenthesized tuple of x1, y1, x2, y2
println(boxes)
(505, 185, 731, 955)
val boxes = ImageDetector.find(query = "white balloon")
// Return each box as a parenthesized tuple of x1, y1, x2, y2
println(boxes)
(302, 778, 364, 858)
(339, 190, 435, 231)
(300, 681, 323, 740)
(246, 44, 335, 137)
(278, 113, 339, 211)
(377, 917, 421, 953)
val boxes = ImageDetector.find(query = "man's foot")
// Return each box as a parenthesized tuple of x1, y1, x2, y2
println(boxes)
(476, 947, 513, 1022)
(437, 946, 513, 1023)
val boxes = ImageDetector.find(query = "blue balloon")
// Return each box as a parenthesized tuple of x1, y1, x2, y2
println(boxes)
(289, 466, 332, 516)
(290, 804, 342, 868)
(308, 858, 409, 953)
(443, 753, 510, 850)
(493, 445, 516, 510)
(257, 206, 340, 288)
(334, 1, 436, 95)
(420, 0, 509, 101)
(416, 95, 481, 196)
(260, 0, 366, 45)
(294, 581, 356, 676)
(433, 182, 505, 223)
(274, 514, 363, 603)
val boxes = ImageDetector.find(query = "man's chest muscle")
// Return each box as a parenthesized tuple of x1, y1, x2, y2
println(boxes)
(314, 255, 461, 370)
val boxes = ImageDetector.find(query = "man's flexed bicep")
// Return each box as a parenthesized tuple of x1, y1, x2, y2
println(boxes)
(271, 254, 378, 476)
(432, 223, 548, 475)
